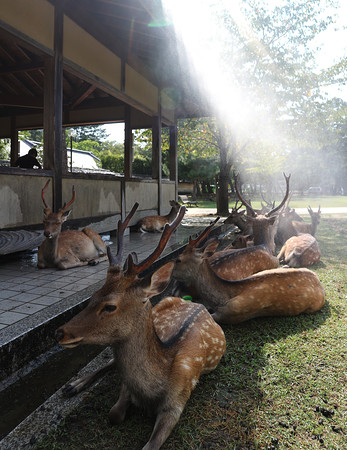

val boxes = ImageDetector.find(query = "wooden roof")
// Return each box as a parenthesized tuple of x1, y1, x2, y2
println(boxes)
(0, 0, 209, 134)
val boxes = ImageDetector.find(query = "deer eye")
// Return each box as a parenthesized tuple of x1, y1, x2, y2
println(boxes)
(176, 258, 182, 263)
(101, 304, 117, 313)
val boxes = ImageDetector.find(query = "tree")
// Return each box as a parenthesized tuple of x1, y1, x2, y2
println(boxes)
(67, 125, 109, 143)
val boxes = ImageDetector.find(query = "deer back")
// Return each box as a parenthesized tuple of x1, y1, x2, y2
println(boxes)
(277, 234, 321, 267)
(195, 262, 325, 324)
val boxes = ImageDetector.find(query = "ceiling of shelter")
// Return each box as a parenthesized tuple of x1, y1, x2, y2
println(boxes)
(0, 0, 209, 130)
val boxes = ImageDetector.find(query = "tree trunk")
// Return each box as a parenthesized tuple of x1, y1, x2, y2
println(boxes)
(216, 167, 230, 216)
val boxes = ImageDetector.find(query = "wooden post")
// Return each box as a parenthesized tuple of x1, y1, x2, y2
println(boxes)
(43, 57, 55, 170)
(169, 125, 178, 200)
(124, 106, 133, 179)
(52, 2, 64, 210)
(10, 117, 19, 166)
(152, 109, 162, 214)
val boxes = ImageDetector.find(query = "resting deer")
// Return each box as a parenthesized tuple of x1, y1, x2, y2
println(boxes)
(292, 205, 321, 236)
(224, 201, 251, 235)
(56, 204, 225, 450)
(172, 220, 325, 324)
(277, 234, 321, 267)
(38, 180, 107, 270)
(135, 200, 181, 232)
(275, 204, 304, 246)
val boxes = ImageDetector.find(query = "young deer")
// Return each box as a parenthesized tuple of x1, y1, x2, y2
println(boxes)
(172, 221, 325, 324)
(38, 180, 107, 270)
(292, 205, 321, 236)
(56, 204, 225, 450)
(135, 200, 182, 232)
(277, 233, 321, 267)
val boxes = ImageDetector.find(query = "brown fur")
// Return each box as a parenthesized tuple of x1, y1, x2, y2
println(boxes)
(136, 200, 181, 232)
(277, 234, 321, 267)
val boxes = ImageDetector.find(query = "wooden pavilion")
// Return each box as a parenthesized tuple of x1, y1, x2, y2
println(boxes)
(0, 0, 208, 236)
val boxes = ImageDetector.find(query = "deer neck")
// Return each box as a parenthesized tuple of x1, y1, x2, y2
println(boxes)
(165, 207, 177, 221)
(310, 218, 317, 236)
(112, 304, 170, 383)
(194, 260, 235, 309)
(43, 233, 60, 263)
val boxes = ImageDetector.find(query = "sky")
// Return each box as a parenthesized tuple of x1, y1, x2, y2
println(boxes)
(103, 0, 346, 143)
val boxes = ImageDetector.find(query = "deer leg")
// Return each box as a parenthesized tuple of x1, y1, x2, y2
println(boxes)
(82, 228, 107, 256)
(142, 405, 184, 450)
(109, 384, 131, 425)
(63, 358, 115, 396)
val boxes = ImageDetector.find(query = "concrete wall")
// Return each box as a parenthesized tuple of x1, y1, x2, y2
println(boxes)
(0, 174, 176, 230)
(0, 174, 52, 228)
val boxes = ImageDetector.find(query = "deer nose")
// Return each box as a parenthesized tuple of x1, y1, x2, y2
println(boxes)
(55, 328, 65, 342)
(44, 231, 51, 238)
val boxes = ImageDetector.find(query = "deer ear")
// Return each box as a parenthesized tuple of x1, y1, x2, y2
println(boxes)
(62, 210, 72, 221)
(202, 239, 219, 257)
(43, 208, 51, 217)
(141, 262, 175, 298)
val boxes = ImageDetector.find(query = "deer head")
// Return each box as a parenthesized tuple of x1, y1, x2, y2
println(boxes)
(233, 172, 291, 253)
(41, 179, 76, 239)
(56, 204, 186, 348)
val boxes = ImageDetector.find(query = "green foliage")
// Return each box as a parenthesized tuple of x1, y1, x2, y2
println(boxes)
(66, 125, 109, 144)
(0, 139, 10, 159)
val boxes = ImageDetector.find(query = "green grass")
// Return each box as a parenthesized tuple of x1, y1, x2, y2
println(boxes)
(35, 215, 347, 450)
(195, 195, 347, 211)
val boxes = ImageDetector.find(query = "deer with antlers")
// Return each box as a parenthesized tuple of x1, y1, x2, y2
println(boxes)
(172, 217, 325, 324)
(135, 200, 182, 232)
(56, 203, 225, 450)
(37, 180, 107, 270)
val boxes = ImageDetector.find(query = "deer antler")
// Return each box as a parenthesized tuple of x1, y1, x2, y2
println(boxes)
(233, 172, 256, 217)
(108, 202, 139, 268)
(125, 206, 186, 276)
(266, 173, 291, 217)
(41, 179, 51, 209)
(188, 216, 220, 248)
(61, 186, 76, 212)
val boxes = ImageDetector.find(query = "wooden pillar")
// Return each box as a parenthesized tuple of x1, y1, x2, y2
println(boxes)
(169, 125, 178, 200)
(124, 106, 133, 179)
(152, 108, 162, 214)
(10, 117, 19, 166)
(52, 2, 64, 210)
(43, 57, 55, 170)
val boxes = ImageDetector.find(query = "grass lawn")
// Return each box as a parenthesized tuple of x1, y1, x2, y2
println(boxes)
(35, 215, 346, 450)
(195, 195, 347, 211)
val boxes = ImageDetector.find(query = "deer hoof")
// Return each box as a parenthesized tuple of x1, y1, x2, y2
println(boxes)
(62, 383, 78, 397)
(88, 260, 99, 266)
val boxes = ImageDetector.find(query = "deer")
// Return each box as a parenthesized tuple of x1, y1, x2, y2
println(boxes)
(55, 203, 226, 450)
(292, 205, 321, 236)
(172, 220, 325, 324)
(175, 174, 291, 295)
(277, 233, 321, 267)
(135, 200, 182, 232)
(37, 180, 107, 270)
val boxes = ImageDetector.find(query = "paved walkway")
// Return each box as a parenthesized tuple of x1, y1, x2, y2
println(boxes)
(1, 206, 346, 344)
(0, 215, 215, 346)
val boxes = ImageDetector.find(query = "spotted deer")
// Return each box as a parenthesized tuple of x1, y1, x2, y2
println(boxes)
(277, 233, 321, 267)
(56, 204, 225, 450)
(172, 220, 325, 324)
(38, 180, 107, 270)
(135, 200, 182, 232)
(292, 205, 321, 236)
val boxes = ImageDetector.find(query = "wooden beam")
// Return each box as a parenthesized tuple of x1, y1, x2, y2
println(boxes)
(0, 95, 43, 108)
(0, 62, 44, 75)
(152, 107, 162, 214)
(70, 84, 96, 109)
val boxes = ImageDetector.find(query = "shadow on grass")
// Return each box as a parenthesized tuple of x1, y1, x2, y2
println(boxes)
(34, 301, 331, 450)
